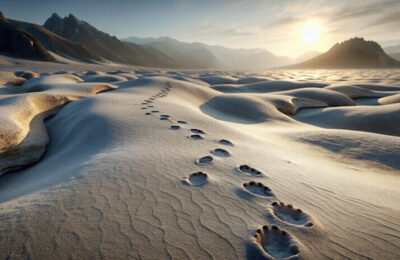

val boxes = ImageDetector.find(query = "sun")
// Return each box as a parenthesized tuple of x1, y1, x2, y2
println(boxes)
(301, 20, 322, 45)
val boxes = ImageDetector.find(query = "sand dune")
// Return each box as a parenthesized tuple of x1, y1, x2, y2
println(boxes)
(0, 67, 399, 259)
(0, 73, 118, 176)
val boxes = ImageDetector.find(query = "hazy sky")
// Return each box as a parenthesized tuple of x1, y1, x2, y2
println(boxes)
(1, 0, 400, 57)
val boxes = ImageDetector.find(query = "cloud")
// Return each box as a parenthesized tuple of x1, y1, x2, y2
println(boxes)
(368, 11, 400, 30)
(328, 0, 398, 22)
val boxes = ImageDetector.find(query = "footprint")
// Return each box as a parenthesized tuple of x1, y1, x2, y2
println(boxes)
(190, 134, 203, 140)
(147, 105, 154, 108)
(177, 121, 187, 124)
(161, 114, 170, 118)
(145, 112, 151, 115)
(243, 182, 273, 197)
(211, 148, 230, 157)
(182, 172, 208, 186)
(238, 165, 263, 176)
(191, 129, 205, 134)
(218, 139, 233, 146)
(170, 125, 181, 130)
(141, 107, 147, 109)
(271, 202, 313, 227)
(254, 225, 299, 259)
(196, 156, 213, 165)
(152, 110, 159, 113)
(160, 117, 169, 120)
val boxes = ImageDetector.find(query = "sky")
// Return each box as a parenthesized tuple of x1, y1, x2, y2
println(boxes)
(1, 0, 400, 58)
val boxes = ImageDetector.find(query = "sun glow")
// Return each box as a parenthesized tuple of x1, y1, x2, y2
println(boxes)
(301, 20, 322, 45)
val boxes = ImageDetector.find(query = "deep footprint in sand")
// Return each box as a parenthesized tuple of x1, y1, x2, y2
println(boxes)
(145, 112, 151, 115)
(243, 181, 273, 197)
(196, 156, 213, 165)
(190, 134, 203, 140)
(177, 121, 187, 124)
(238, 165, 263, 176)
(182, 172, 208, 186)
(254, 225, 299, 259)
(170, 125, 181, 130)
(191, 129, 205, 134)
(211, 148, 230, 157)
(218, 139, 233, 146)
(272, 202, 313, 227)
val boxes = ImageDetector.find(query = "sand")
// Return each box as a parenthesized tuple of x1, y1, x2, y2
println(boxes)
(0, 62, 399, 259)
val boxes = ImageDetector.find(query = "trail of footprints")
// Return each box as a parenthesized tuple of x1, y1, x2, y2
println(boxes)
(140, 81, 313, 259)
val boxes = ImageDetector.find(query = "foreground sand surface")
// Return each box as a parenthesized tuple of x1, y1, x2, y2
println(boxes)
(0, 62, 399, 259)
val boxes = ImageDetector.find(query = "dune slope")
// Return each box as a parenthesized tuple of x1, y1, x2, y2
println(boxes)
(0, 68, 399, 259)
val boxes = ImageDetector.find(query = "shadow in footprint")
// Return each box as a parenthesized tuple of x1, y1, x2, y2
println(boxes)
(219, 139, 233, 146)
(243, 182, 273, 197)
(238, 165, 263, 177)
(272, 202, 313, 227)
(211, 148, 230, 157)
(170, 125, 181, 130)
(196, 156, 213, 165)
(190, 134, 203, 140)
(191, 129, 205, 134)
(145, 112, 151, 116)
(182, 172, 208, 186)
(177, 121, 187, 124)
(254, 225, 299, 259)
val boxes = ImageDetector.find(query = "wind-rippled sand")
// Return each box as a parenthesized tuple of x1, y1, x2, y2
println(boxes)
(0, 66, 399, 259)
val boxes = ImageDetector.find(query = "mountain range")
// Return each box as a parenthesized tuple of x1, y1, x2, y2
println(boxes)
(123, 36, 297, 70)
(0, 11, 399, 69)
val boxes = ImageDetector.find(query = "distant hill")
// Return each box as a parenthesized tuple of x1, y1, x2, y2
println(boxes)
(291, 38, 400, 69)
(384, 44, 400, 55)
(391, 53, 400, 61)
(125, 36, 293, 70)
(43, 13, 180, 67)
(132, 37, 220, 69)
(0, 12, 55, 61)
(200, 44, 292, 70)
(294, 51, 321, 64)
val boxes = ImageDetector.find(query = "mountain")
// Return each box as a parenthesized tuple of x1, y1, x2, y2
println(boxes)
(0, 12, 55, 61)
(384, 44, 400, 55)
(8, 18, 104, 63)
(124, 36, 159, 45)
(294, 51, 321, 64)
(123, 37, 220, 69)
(391, 53, 400, 61)
(291, 37, 400, 69)
(125, 36, 293, 70)
(43, 13, 178, 67)
(201, 44, 292, 70)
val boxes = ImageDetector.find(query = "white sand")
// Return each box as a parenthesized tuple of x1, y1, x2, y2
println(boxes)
(0, 63, 399, 259)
